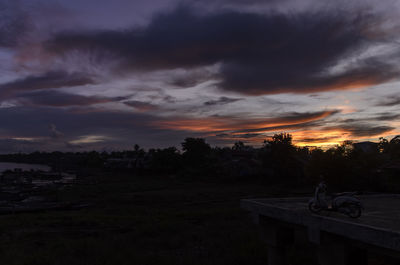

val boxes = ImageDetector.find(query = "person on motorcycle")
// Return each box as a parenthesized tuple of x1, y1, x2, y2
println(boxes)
(309, 176, 362, 218)
(315, 176, 329, 208)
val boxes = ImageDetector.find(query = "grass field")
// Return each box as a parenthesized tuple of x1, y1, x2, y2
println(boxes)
(0, 174, 317, 265)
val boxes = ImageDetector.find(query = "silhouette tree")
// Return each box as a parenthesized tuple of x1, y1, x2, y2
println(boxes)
(182, 138, 211, 157)
(232, 141, 245, 151)
(181, 138, 212, 175)
(265, 133, 294, 149)
(148, 147, 181, 174)
(380, 135, 400, 159)
(261, 133, 303, 182)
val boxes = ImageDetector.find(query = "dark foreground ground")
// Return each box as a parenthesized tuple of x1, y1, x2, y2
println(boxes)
(0, 174, 396, 265)
(0, 173, 317, 265)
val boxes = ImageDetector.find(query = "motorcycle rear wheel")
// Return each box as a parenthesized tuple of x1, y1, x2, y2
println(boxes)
(345, 203, 362, 218)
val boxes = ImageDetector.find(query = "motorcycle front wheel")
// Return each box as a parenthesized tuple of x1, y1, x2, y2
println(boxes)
(308, 201, 323, 213)
(345, 203, 362, 218)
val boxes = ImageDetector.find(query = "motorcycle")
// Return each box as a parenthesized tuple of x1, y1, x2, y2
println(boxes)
(308, 182, 363, 218)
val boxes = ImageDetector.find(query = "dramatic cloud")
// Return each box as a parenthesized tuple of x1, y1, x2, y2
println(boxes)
(204, 97, 242, 106)
(123, 100, 158, 111)
(216, 133, 262, 139)
(374, 113, 400, 121)
(0, 71, 95, 99)
(375, 95, 400, 107)
(153, 110, 339, 133)
(69, 135, 110, 145)
(0, 106, 195, 152)
(325, 124, 395, 138)
(167, 68, 216, 88)
(342, 113, 400, 123)
(295, 136, 340, 144)
(46, 6, 399, 95)
(15, 90, 125, 107)
(233, 110, 341, 133)
(0, 0, 399, 151)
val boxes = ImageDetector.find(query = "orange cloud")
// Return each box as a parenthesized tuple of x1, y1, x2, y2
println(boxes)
(291, 130, 348, 147)
(151, 108, 397, 147)
(152, 110, 339, 133)
(292, 125, 396, 147)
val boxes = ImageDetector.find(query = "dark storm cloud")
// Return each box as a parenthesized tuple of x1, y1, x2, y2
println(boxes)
(46, 5, 399, 95)
(0, 71, 95, 99)
(15, 90, 125, 107)
(204, 96, 243, 106)
(220, 58, 397, 95)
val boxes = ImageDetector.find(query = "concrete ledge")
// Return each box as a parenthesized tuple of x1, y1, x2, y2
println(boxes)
(241, 195, 400, 252)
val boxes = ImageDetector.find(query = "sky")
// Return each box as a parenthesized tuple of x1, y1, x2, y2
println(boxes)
(0, 0, 400, 152)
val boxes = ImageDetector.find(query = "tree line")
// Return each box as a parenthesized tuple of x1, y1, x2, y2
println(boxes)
(1, 133, 400, 191)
